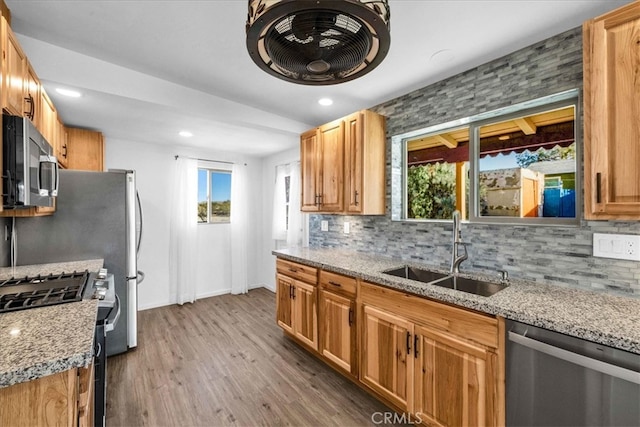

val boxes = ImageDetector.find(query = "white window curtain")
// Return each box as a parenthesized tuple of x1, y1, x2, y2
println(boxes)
(272, 162, 303, 248)
(272, 165, 287, 240)
(287, 163, 302, 247)
(231, 163, 249, 295)
(169, 157, 198, 305)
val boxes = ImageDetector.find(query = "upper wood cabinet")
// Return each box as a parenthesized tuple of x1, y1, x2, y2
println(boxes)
(24, 61, 40, 125)
(66, 127, 105, 171)
(344, 110, 386, 214)
(300, 109, 386, 215)
(301, 119, 345, 212)
(583, 1, 640, 219)
(1, 16, 26, 116)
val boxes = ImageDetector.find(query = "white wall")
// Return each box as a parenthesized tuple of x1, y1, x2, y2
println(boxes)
(257, 147, 301, 292)
(105, 138, 263, 310)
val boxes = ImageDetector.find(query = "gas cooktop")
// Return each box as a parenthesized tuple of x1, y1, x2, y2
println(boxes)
(0, 271, 89, 313)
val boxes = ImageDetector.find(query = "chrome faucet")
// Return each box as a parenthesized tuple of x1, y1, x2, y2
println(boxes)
(450, 210, 468, 274)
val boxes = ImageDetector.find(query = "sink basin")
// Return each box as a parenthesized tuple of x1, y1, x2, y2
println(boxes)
(430, 276, 506, 297)
(383, 265, 507, 297)
(383, 265, 450, 284)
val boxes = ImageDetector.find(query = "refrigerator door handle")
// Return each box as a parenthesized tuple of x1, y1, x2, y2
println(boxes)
(137, 270, 145, 285)
(136, 191, 143, 259)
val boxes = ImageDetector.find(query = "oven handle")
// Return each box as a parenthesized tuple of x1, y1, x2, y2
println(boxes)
(508, 331, 640, 385)
(105, 294, 121, 333)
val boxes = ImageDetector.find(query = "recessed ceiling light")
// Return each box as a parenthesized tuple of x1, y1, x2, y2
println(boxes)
(55, 88, 82, 98)
(318, 98, 333, 106)
(179, 131, 193, 137)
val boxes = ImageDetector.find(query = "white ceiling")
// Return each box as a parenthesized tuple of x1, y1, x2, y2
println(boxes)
(5, 0, 631, 157)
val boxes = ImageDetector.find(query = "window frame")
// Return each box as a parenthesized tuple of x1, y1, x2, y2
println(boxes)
(393, 89, 581, 226)
(198, 167, 232, 225)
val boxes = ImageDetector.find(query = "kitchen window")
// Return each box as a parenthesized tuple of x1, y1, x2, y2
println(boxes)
(394, 89, 580, 226)
(198, 168, 231, 223)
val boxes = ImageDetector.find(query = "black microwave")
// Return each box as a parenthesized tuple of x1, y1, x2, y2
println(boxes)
(3, 114, 58, 208)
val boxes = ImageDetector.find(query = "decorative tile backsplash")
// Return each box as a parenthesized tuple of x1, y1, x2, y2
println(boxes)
(309, 27, 640, 297)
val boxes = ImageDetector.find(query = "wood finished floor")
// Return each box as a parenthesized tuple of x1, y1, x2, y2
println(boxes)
(106, 288, 396, 427)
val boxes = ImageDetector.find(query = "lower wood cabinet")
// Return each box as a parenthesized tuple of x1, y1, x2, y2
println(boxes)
(0, 361, 94, 427)
(274, 257, 505, 426)
(360, 304, 414, 410)
(360, 281, 504, 426)
(276, 272, 318, 351)
(318, 269, 358, 377)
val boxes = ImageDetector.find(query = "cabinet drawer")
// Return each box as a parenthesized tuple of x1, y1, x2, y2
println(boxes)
(320, 270, 357, 297)
(360, 281, 498, 348)
(276, 258, 318, 284)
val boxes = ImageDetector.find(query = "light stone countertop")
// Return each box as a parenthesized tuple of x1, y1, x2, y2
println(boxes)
(274, 247, 640, 355)
(0, 259, 103, 388)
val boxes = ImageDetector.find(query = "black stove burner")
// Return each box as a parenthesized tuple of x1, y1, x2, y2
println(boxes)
(0, 271, 89, 313)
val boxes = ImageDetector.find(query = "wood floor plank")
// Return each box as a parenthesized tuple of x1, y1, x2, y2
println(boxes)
(106, 288, 400, 426)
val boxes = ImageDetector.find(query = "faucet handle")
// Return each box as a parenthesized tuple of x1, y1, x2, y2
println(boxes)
(498, 270, 509, 284)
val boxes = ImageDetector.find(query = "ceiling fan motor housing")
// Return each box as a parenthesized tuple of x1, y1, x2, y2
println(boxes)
(246, 0, 390, 85)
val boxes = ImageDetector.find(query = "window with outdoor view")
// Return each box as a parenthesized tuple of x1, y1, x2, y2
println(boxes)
(406, 126, 470, 220)
(198, 169, 231, 223)
(398, 90, 579, 225)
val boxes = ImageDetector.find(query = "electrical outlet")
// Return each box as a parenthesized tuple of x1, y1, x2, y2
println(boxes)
(593, 233, 640, 261)
(321, 220, 328, 232)
(343, 221, 350, 234)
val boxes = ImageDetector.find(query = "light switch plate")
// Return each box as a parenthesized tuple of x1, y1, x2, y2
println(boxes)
(593, 233, 640, 261)
(343, 221, 350, 234)
(321, 220, 328, 232)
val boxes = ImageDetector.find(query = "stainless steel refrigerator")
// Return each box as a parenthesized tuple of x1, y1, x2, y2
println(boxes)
(15, 169, 143, 356)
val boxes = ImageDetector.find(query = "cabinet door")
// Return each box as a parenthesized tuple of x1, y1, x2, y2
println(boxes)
(360, 304, 413, 411)
(344, 112, 363, 213)
(318, 119, 344, 212)
(414, 325, 495, 427)
(57, 117, 69, 168)
(2, 17, 26, 116)
(66, 127, 105, 171)
(40, 88, 56, 150)
(584, 2, 640, 218)
(293, 280, 318, 350)
(276, 274, 294, 334)
(300, 129, 320, 212)
(24, 62, 40, 127)
(319, 290, 356, 376)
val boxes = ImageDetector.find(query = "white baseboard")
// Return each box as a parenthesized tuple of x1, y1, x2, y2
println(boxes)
(137, 286, 273, 311)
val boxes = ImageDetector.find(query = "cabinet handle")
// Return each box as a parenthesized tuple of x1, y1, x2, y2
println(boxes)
(292, 286, 296, 299)
(406, 332, 411, 355)
(328, 281, 341, 287)
(288, 268, 297, 273)
(414, 335, 419, 359)
(289, 285, 292, 299)
(596, 173, 602, 204)
(62, 144, 68, 158)
(348, 308, 353, 327)
(318, 194, 323, 206)
(24, 94, 34, 120)
(354, 190, 359, 206)
(315, 194, 320, 206)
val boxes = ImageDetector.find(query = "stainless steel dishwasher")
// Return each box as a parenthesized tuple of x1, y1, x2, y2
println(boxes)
(506, 319, 640, 426)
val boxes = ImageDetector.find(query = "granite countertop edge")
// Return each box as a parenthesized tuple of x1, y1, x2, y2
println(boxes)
(0, 259, 104, 388)
(274, 248, 640, 354)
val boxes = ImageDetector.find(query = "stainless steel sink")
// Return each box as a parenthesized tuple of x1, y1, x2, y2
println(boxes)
(430, 276, 507, 297)
(383, 265, 450, 284)
(382, 265, 507, 297)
